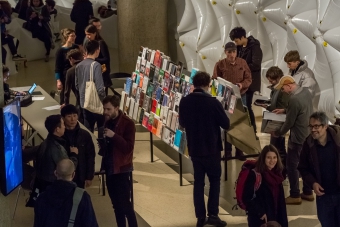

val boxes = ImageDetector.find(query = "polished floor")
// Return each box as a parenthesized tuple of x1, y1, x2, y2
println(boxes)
(6, 49, 320, 227)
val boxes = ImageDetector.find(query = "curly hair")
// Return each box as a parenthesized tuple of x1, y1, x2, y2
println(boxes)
(60, 28, 75, 44)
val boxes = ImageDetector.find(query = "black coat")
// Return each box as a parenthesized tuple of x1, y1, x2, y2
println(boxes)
(179, 89, 230, 157)
(62, 123, 95, 186)
(70, 1, 93, 44)
(96, 39, 112, 87)
(34, 180, 98, 227)
(243, 171, 288, 227)
(26, 5, 51, 38)
(237, 36, 263, 92)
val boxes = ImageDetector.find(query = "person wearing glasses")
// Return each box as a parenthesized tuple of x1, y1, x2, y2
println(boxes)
(298, 111, 340, 227)
(271, 75, 313, 205)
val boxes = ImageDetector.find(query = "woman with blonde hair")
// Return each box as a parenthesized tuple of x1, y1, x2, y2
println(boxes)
(54, 28, 79, 104)
(243, 144, 288, 227)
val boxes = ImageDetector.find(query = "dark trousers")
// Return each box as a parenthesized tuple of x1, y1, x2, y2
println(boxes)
(247, 214, 265, 227)
(106, 173, 138, 227)
(2, 46, 6, 64)
(191, 152, 222, 218)
(35, 28, 52, 55)
(245, 90, 257, 133)
(316, 193, 340, 227)
(82, 108, 104, 133)
(270, 136, 286, 167)
(2, 33, 17, 55)
(286, 140, 312, 197)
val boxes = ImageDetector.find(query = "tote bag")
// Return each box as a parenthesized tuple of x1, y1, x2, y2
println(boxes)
(83, 62, 104, 114)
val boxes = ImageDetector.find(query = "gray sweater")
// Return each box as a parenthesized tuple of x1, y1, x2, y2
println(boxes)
(75, 58, 105, 108)
(276, 87, 313, 145)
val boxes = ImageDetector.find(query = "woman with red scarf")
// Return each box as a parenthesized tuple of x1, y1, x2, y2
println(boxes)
(242, 144, 288, 227)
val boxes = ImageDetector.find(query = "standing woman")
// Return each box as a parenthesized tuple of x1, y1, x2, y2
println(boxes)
(243, 145, 288, 227)
(70, 0, 93, 47)
(55, 28, 78, 105)
(26, 0, 52, 62)
(84, 24, 112, 95)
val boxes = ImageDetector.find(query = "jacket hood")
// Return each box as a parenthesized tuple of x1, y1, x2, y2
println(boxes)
(306, 125, 340, 147)
(246, 36, 260, 49)
(290, 59, 308, 74)
(44, 180, 77, 209)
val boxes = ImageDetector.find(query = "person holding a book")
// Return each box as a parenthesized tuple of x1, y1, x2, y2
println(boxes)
(272, 75, 313, 205)
(212, 41, 252, 160)
(179, 71, 230, 227)
(262, 66, 289, 163)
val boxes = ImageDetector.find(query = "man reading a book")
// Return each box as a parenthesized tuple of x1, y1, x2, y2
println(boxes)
(272, 75, 313, 205)
(212, 41, 252, 160)
(179, 71, 230, 227)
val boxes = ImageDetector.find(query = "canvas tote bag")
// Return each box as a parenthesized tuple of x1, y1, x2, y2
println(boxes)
(83, 62, 104, 114)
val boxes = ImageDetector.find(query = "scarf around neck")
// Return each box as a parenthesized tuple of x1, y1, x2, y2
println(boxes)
(262, 169, 284, 212)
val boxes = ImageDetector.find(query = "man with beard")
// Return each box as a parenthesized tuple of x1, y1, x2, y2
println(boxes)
(61, 104, 95, 188)
(99, 95, 138, 227)
(298, 111, 340, 227)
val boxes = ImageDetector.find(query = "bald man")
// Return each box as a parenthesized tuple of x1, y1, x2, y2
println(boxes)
(34, 159, 98, 227)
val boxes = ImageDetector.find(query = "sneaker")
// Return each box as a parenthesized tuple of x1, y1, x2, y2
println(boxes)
(285, 196, 302, 205)
(206, 215, 227, 227)
(45, 55, 50, 62)
(196, 217, 206, 227)
(301, 193, 314, 201)
(12, 54, 26, 61)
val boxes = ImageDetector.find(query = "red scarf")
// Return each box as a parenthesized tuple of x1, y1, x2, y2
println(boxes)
(262, 169, 284, 212)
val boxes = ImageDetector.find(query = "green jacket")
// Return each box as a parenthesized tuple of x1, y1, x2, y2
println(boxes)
(266, 85, 289, 111)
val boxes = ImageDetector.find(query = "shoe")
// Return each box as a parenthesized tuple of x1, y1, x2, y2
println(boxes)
(196, 217, 206, 227)
(51, 43, 55, 49)
(301, 193, 314, 201)
(45, 55, 50, 62)
(235, 149, 246, 161)
(206, 215, 227, 227)
(12, 54, 26, 61)
(255, 135, 259, 140)
(285, 196, 302, 205)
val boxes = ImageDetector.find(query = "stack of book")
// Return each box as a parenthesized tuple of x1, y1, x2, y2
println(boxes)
(120, 47, 192, 156)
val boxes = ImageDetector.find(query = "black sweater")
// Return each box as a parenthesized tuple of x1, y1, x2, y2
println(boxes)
(179, 89, 230, 157)
(96, 39, 112, 87)
(54, 44, 79, 81)
(70, 1, 93, 44)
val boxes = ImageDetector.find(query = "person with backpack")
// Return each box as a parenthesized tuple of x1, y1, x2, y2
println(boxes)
(34, 159, 98, 227)
(240, 145, 288, 227)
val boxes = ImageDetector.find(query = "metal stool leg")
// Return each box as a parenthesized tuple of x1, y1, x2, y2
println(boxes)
(12, 186, 22, 220)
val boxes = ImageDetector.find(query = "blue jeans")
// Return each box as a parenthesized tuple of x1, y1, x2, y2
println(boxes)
(191, 152, 222, 218)
(316, 193, 340, 227)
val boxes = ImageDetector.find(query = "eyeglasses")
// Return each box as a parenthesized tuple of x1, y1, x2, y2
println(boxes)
(308, 124, 323, 130)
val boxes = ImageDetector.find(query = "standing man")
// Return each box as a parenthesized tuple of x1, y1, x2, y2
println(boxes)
(179, 72, 230, 227)
(272, 75, 313, 205)
(229, 27, 263, 138)
(212, 41, 252, 160)
(75, 40, 105, 132)
(101, 95, 138, 227)
(61, 104, 95, 189)
(34, 159, 98, 227)
(298, 111, 340, 227)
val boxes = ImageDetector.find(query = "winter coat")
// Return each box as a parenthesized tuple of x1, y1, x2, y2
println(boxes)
(34, 180, 98, 227)
(237, 36, 263, 92)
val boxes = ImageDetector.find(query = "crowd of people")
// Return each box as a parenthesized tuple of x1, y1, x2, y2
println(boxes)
(2, 6, 340, 225)
(180, 27, 339, 227)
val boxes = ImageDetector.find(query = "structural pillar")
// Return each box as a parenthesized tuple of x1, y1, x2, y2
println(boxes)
(117, 0, 169, 73)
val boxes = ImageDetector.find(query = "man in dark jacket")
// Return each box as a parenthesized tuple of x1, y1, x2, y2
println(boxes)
(298, 111, 340, 227)
(34, 158, 98, 227)
(28, 115, 78, 207)
(61, 104, 95, 188)
(64, 48, 83, 107)
(230, 27, 263, 137)
(100, 95, 138, 227)
(179, 71, 230, 227)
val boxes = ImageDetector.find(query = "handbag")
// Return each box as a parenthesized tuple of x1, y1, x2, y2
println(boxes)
(83, 62, 104, 115)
